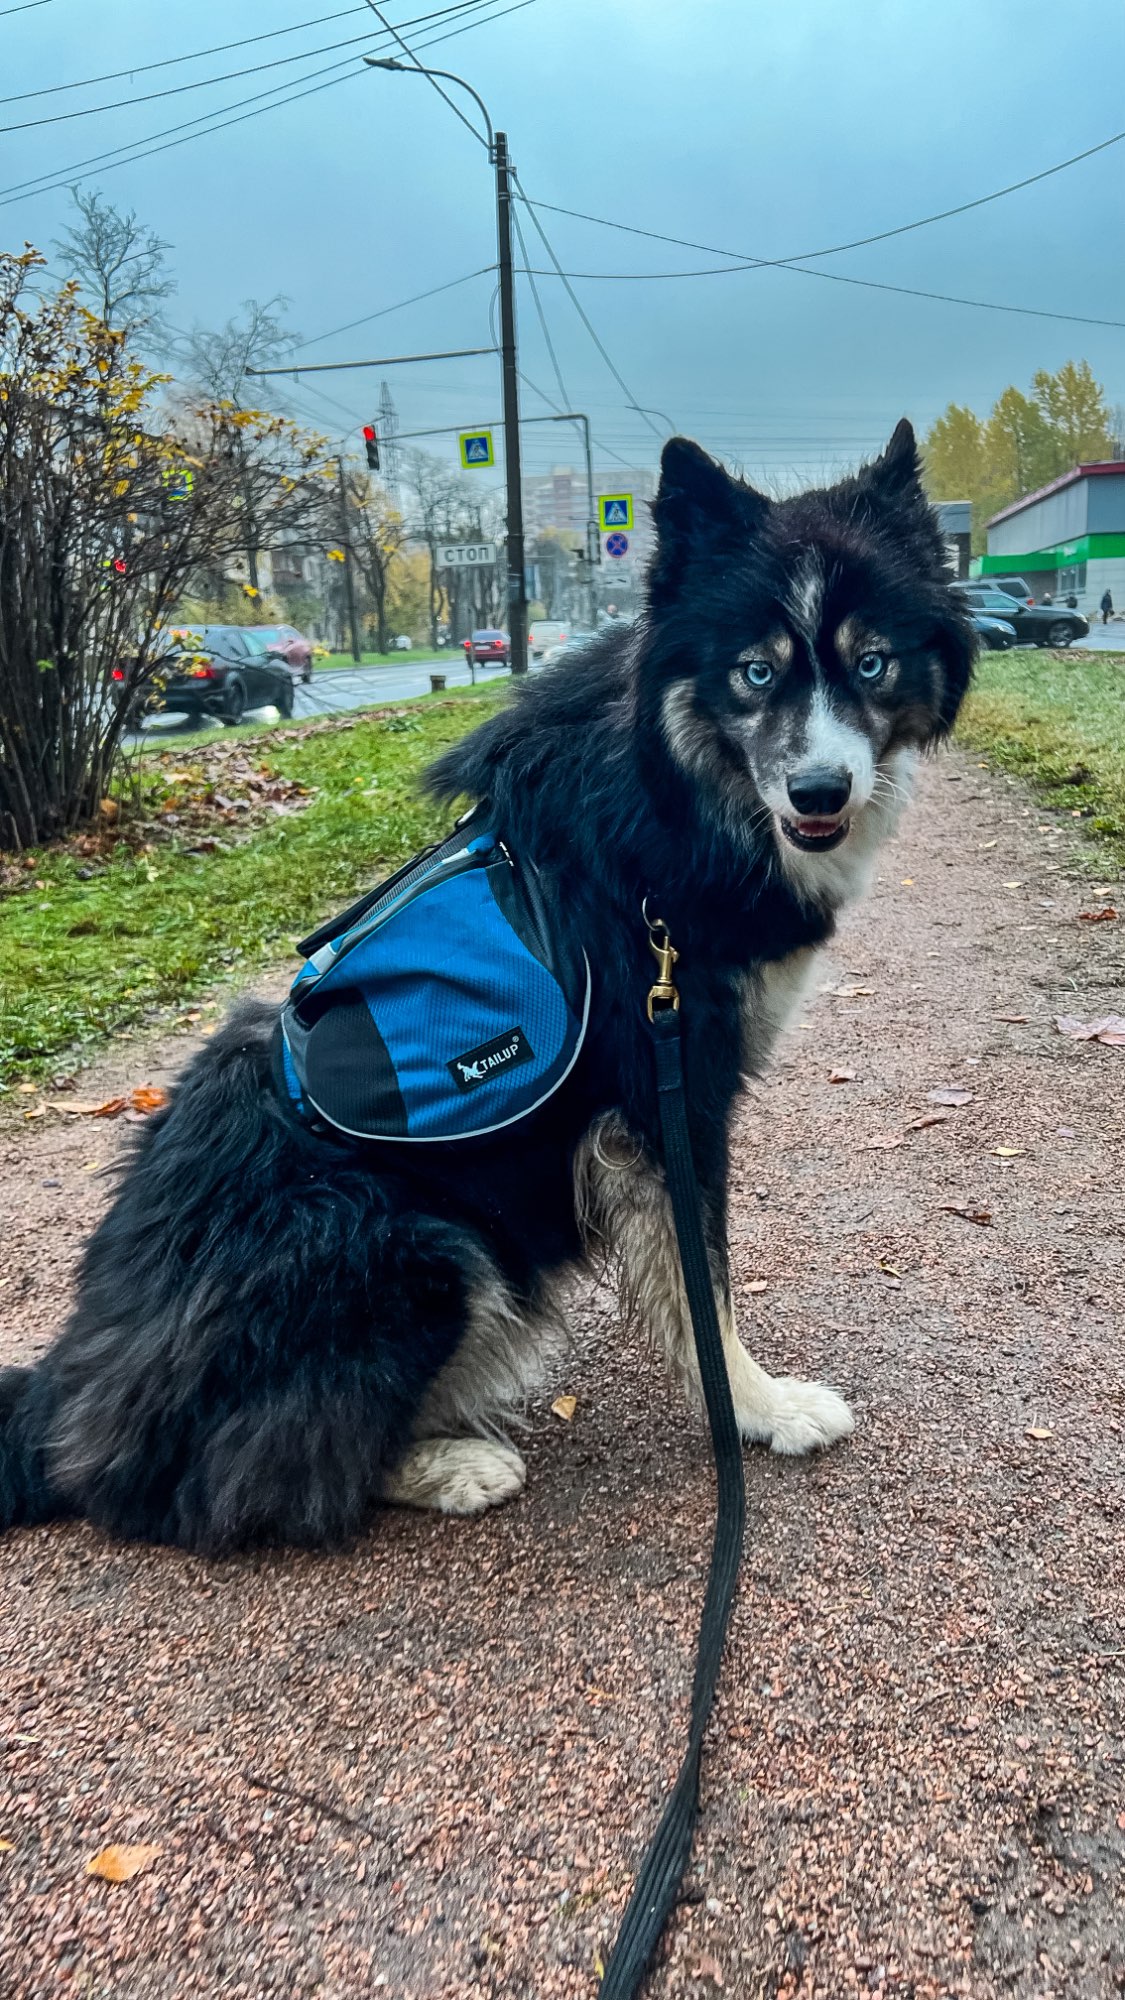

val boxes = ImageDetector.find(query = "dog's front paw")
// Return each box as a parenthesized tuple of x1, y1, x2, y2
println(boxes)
(385, 1437, 527, 1515)
(765, 1378, 854, 1456)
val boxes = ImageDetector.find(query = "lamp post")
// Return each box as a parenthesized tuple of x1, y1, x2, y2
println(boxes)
(366, 59, 529, 674)
(629, 403, 677, 436)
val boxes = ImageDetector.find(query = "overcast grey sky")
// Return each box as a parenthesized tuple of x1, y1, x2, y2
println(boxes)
(3, 0, 1123, 494)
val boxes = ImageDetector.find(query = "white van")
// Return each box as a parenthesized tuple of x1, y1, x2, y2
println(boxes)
(528, 620, 569, 661)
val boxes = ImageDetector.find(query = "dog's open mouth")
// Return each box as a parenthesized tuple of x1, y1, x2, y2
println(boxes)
(779, 815, 850, 853)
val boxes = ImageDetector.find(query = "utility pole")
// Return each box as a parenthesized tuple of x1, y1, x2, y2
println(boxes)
(336, 456, 362, 663)
(494, 130, 528, 676)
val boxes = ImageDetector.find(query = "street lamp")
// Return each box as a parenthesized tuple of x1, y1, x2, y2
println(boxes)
(629, 403, 677, 436)
(365, 57, 530, 675)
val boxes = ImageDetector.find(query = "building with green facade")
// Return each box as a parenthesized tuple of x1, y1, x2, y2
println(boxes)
(975, 461, 1125, 610)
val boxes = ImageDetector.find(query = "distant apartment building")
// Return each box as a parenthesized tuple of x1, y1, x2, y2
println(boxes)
(978, 462, 1125, 609)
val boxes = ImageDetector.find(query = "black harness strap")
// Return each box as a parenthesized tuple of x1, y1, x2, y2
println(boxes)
(599, 953, 747, 1999)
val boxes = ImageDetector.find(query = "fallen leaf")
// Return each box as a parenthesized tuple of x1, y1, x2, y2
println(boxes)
(85, 1843, 161, 1883)
(743, 1278, 768, 1293)
(900, 877, 914, 886)
(994, 1013, 1029, 1024)
(23, 1106, 46, 1120)
(98, 797, 119, 823)
(16, 1081, 37, 1094)
(0, 1840, 13, 1853)
(129, 1086, 168, 1115)
(1056, 1014, 1125, 1046)
(905, 1112, 949, 1131)
(927, 1088, 974, 1106)
(866, 1132, 904, 1150)
(1025, 1426, 1054, 1442)
(1002, 880, 1023, 889)
(941, 1204, 992, 1226)
(551, 1395, 577, 1422)
(1079, 906, 1118, 922)
(89, 1096, 128, 1118)
(989, 1145, 1024, 1157)
(977, 839, 997, 850)
(828, 1067, 856, 1083)
(878, 1259, 901, 1278)
(821, 983, 873, 999)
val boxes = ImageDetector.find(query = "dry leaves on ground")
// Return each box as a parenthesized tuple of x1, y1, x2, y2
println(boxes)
(550, 1395, 577, 1422)
(85, 1843, 161, 1883)
(1078, 907, 1117, 922)
(866, 1132, 905, 1150)
(1025, 1426, 1054, 1442)
(1056, 1014, 1125, 1046)
(821, 983, 873, 999)
(48, 1086, 168, 1119)
(828, 1067, 856, 1083)
(905, 1112, 949, 1131)
(927, 1087, 975, 1106)
(941, 1204, 993, 1226)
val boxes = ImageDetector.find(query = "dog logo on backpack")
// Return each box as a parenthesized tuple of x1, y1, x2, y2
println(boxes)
(448, 1027, 534, 1092)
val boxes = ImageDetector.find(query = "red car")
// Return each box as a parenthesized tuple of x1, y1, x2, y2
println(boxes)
(463, 628, 511, 668)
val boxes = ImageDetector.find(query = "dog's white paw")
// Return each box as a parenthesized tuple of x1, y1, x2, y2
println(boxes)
(385, 1437, 527, 1515)
(763, 1377, 855, 1456)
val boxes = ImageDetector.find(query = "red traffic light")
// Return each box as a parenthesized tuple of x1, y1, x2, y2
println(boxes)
(362, 423, 380, 471)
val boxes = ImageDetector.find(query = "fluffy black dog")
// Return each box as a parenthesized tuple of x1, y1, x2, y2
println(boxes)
(0, 423, 973, 1552)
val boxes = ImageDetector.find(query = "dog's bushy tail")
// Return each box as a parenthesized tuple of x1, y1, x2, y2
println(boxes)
(0, 1366, 66, 1530)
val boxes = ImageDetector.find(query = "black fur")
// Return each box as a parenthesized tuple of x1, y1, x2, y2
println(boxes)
(0, 426, 973, 1553)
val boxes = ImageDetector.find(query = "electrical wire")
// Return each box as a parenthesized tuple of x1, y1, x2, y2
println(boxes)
(0, 7, 373, 104)
(0, 0, 532, 205)
(289, 265, 496, 353)
(517, 260, 1125, 333)
(529, 124, 1125, 273)
(0, 0, 53, 14)
(511, 205, 571, 413)
(512, 181, 664, 440)
(0, 0, 495, 133)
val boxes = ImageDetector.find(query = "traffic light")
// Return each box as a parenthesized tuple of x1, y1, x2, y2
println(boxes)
(362, 423, 380, 471)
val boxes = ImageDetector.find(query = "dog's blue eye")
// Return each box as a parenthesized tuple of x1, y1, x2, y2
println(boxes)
(741, 659, 773, 688)
(857, 651, 888, 681)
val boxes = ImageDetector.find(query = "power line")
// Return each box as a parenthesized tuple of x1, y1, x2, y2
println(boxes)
(530, 125, 1125, 274)
(0, 6, 371, 104)
(511, 204, 571, 413)
(0, 0, 530, 205)
(0, 0, 53, 14)
(361, 0, 488, 146)
(291, 265, 496, 352)
(0, 0, 492, 133)
(512, 181, 664, 441)
(518, 259, 1125, 333)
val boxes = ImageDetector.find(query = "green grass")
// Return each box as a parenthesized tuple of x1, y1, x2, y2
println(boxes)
(956, 645, 1125, 870)
(319, 649, 445, 670)
(0, 684, 504, 1089)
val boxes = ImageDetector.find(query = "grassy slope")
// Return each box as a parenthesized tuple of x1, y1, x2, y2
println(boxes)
(956, 646, 1125, 870)
(0, 686, 503, 1087)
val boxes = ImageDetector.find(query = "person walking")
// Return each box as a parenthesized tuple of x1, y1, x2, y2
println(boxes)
(1101, 588, 1114, 624)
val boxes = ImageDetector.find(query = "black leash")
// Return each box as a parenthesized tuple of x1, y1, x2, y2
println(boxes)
(598, 921, 747, 1999)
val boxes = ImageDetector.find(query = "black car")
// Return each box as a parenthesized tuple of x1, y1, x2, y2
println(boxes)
(970, 610, 1018, 651)
(116, 625, 297, 725)
(954, 585, 1089, 648)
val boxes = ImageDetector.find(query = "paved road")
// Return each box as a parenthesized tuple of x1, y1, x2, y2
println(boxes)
(127, 658, 514, 743)
(3, 748, 1124, 1997)
(1072, 619, 1125, 652)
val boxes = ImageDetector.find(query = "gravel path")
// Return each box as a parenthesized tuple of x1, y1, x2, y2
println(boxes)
(2, 749, 1123, 2000)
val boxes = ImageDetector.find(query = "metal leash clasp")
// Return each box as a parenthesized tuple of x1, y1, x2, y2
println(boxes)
(643, 905, 680, 1021)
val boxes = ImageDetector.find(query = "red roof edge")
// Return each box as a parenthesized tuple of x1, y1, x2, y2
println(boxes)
(986, 461, 1124, 529)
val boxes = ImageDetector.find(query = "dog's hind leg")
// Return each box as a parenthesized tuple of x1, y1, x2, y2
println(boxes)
(577, 1118, 854, 1455)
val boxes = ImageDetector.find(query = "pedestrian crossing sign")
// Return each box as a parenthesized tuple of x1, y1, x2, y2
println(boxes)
(459, 429, 494, 469)
(598, 493, 633, 531)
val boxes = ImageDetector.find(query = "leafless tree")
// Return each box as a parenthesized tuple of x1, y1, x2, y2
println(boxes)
(180, 296, 298, 405)
(53, 187, 175, 343)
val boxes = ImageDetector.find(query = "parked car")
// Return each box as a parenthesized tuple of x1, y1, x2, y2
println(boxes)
(980, 575, 1036, 609)
(392, 635, 413, 651)
(463, 628, 511, 667)
(242, 623, 313, 683)
(113, 625, 296, 726)
(529, 620, 570, 661)
(953, 585, 1089, 648)
(970, 611, 1018, 651)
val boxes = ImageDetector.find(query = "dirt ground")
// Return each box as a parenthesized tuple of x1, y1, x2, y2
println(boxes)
(2, 748, 1123, 2000)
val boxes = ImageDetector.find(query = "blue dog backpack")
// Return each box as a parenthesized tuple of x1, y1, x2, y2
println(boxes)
(279, 816, 591, 1143)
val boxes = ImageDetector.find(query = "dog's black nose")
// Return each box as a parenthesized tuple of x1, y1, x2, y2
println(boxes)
(786, 766, 852, 816)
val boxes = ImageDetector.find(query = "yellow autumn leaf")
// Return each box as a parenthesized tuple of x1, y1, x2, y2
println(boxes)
(990, 1145, 1025, 1158)
(551, 1395, 577, 1422)
(326, 548, 346, 563)
(85, 1843, 162, 1883)
(0, 1839, 14, 1852)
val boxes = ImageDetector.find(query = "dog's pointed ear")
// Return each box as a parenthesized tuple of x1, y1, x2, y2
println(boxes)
(857, 418, 922, 504)
(649, 437, 768, 609)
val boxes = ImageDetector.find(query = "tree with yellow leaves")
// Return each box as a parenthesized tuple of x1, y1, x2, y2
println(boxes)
(0, 250, 333, 850)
